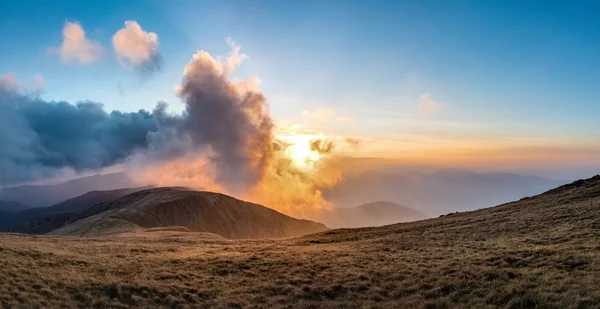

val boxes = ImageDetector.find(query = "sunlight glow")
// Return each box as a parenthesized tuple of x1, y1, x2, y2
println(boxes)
(279, 135, 321, 169)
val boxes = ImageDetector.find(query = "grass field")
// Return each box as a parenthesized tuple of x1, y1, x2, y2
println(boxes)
(0, 176, 599, 308)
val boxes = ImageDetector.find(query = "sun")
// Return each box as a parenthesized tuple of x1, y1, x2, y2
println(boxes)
(281, 135, 321, 169)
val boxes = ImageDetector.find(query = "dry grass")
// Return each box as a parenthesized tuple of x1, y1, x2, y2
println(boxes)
(1, 176, 600, 308)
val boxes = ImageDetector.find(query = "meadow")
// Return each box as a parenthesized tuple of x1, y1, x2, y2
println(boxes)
(0, 176, 599, 308)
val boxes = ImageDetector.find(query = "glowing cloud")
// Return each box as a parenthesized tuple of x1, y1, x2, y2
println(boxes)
(335, 115, 357, 124)
(112, 21, 161, 74)
(58, 21, 103, 65)
(301, 107, 357, 127)
(0, 73, 18, 91)
(1, 39, 349, 216)
(418, 93, 439, 116)
(302, 107, 336, 122)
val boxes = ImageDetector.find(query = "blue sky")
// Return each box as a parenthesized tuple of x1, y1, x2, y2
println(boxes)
(1, 0, 599, 171)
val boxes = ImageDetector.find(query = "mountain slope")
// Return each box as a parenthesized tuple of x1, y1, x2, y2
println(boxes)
(314, 174, 600, 243)
(2, 187, 148, 231)
(0, 200, 28, 229)
(0, 175, 599, 308)
(313, 201, 426, 228)
(49, 187, 328, 239)
(0, 172, 136, 207)
(0, 199, 26, 213)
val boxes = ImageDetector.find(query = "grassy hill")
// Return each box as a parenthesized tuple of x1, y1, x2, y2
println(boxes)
(0, 200, 26, 213)
(48, 187, 328, 239)
(1, 187, 149, 231)
(0, 176, 599, 308)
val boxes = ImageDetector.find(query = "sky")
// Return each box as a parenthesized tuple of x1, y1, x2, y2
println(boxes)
(1, 0, 599, 180)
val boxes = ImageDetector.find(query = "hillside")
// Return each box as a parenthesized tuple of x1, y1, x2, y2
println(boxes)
(0, 172, 136, 207)
(0, 175, 599, 308)
(1, 187, 148, 232)
(313, 201, 426, 228)
(0, 200, 27, 230)
(0, 199, 25, 213)
(48, 187, 328, 239)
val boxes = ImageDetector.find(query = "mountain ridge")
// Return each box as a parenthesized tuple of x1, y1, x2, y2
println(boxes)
(47, 187, 329, 239)
(0, 172, 136, 207)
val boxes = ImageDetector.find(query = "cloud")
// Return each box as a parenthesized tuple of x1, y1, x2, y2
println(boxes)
(117, 82, 124, 95)
(418, 93, 439, 116)
(112, 21, 161, 74)
(343, 137, 362, 149)
(0, 39, 269, 189)
(165, 39, 273, 192)
(335, 115, 357, 124)
(310, 139, 335, 154)
(222, 38, 248, 75)
(301, 107, 356, 125)
(0, 73, 46, 94)
(33, 73, 44, 91)
(58, 21, 103, 65)
(0, 73, 18, 91)
(0, 40, 345, 216)
(0, 87, 161, 186)
(302, 107, 335, 122)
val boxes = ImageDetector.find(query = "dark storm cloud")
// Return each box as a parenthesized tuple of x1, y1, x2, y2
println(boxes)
(0, 88, 160, 186)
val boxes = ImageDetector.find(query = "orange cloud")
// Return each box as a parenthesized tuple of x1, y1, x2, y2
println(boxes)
(418, 93, 439, 116)
(335, 115, 357, 124)
(0, 73, 18, 91)
(58, 21, 103, 65)
(112, 21, 161, 72)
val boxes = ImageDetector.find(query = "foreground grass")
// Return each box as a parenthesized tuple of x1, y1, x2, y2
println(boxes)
(1, 177, 600, 308)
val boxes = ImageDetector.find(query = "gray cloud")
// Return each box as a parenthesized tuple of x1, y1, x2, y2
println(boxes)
(0, 88, 160, 186)
(161, 42, 273, 193)
(112, 21, 162, 76)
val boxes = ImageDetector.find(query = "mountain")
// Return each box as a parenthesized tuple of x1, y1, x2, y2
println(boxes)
(1, 175, 599, 308)
(41, 186, 152, 214)
(0, 187, 149, 231)
(0, 172, 136, 208)
(312, 201, 426, 228)
(0, 200, 27, 229)
(42, 187, 328, 238)
(323, 168, 567, 216)
(0, 199, 26, 213)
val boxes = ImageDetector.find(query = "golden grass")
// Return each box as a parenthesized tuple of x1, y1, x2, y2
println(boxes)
(1, 177, 600, 308)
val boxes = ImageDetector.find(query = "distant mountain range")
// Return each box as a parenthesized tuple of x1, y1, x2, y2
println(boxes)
(0, 199, 26, 213)
(0, 172, 136, 208)
(323, 168, 568, 216)
(0, 168, 572, 236)
(311, 201, 426, 228)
